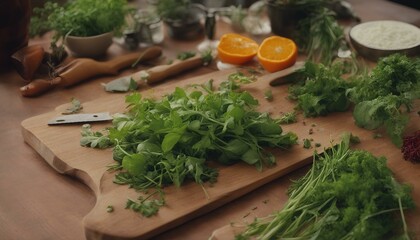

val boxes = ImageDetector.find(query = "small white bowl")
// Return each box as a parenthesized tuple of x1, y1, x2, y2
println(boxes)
(65, 32, 113, 57)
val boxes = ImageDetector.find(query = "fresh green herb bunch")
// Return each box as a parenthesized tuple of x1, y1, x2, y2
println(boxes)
(30, 0, 128, 39)
(288, 61, 353, 117)
(348, 54, 420, 147)
(267, 0, 348, 65)
(237, 134, 414, 240)
(81, 77, 298, 215)
(296, 7, 345, 65)
(156, 0, 192, 21)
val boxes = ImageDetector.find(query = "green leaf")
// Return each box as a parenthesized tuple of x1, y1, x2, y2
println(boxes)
(225, 139, 249, 156)
(161, 132, 182, 152)
(122, 153, 148, 177)
(137, 140, 162, 154)
(242, 148, 260, 165)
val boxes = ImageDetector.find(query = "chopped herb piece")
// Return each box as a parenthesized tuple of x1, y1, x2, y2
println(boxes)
(264, 89, 273, 101)
(349, 134, 361, 144)
(80, 124, 113, 149)
(201, 50, 213, 65)
(125, 191, 165, 217)
(373, 133, 383, 139)
(106, 205, 114, 213)
(303, 138, 312, 149)
(177, 51, 196, 60)
(62, 98, 83, 115)
(278, 111, 297, 124)
(315, 143, 321, 147)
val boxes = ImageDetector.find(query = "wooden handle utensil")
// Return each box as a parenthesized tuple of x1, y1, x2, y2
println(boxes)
(20, 46, 163, 97)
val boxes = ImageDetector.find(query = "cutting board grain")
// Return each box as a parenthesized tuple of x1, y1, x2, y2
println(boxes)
(21, 67, 420, 239)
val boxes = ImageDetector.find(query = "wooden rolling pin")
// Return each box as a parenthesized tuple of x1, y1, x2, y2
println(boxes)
(20, 46, 162, 97)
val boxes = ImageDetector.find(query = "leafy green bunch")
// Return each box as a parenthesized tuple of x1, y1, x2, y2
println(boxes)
(81, 77, 297, 215)
(237, 134, 414, 240)
(30, 0, 128, 39)
(156, 0, 192, 21)
(348, 54, 420, 147)
(296, 7, 345, 65)
(288, 61, 353, 117)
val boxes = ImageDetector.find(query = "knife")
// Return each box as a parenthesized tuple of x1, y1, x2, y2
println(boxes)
(104, 53, 209, 92)
(48, 112, 113, 125)
(261, 61, 305, 86)
(20, 46, 163, 97)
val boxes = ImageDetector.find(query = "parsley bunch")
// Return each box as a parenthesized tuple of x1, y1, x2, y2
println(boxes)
(237, 134, 414, 239)
(288, 61, 353, 117)
(348, 54, 420, 147)
(82, 77, 298, 216)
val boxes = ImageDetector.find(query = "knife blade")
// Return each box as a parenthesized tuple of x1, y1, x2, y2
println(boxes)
(48, 112, 113, 125)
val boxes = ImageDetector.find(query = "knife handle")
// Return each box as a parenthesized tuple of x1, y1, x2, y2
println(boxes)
(105, 46, 162, 73)
(258, 61, 305, 86)
(20, 77, 61, 97)
(132, 55, 203, 84)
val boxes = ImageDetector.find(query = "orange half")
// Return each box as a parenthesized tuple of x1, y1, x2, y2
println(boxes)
(217, 33, 259, 65)
(257, 36, 298, 72)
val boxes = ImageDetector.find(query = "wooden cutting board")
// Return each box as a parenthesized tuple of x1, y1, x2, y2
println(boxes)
(21, 67, 418, 239)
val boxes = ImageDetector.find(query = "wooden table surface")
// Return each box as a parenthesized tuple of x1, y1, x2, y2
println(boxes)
(0, 1, 419, 239)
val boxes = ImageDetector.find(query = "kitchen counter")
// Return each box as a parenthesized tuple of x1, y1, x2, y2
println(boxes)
(0, 0, 419, 239)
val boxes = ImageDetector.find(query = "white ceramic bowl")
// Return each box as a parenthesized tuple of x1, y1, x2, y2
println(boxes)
(349, 20, 420, 61)
(65, 32, 113, 57)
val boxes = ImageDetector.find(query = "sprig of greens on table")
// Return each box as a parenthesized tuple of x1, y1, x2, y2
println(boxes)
(348, 54, 420, 147)
(288, 61, 353, 117)
(81, 75, 298, 216)
(288, 54, 419, 147)
(236, 134, 414, 240)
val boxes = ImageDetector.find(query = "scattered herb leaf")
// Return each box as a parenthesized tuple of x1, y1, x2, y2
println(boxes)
(373, 133, 383, 139)
(125, 190, 165, 217)
(62, 98, 83, 115)
(264, 89, 273, 102)
(177, 51, 196, 60)
(303, 138, 311, 149)
(106, 205, 114, 213)
(278, 111, 297, 124)
(80, 124, 113, 149)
